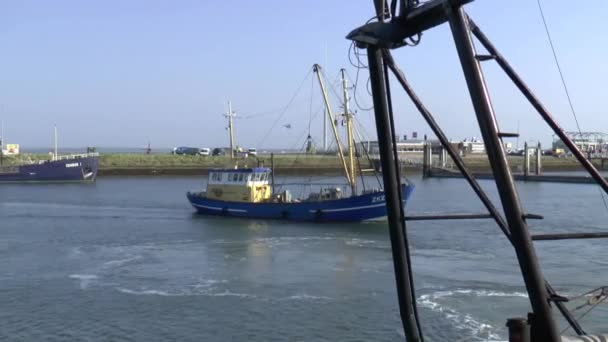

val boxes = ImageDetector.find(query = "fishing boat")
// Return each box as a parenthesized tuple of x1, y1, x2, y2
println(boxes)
(187, 66, 414, 222)
(0, 127, 98, 183)
(187, 167, 413, 222)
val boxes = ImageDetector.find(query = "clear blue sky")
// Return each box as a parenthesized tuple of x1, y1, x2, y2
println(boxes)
(0, 0, 606, 150)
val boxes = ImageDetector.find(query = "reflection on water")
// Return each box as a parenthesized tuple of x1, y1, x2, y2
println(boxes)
(0, 175, 606, 341)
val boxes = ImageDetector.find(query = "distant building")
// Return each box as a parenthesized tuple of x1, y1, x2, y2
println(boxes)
(552, 132, 608, 154)
(358, 139, 442, 155)
(460, 138, 485, 154)
(358, 137, 487, 155)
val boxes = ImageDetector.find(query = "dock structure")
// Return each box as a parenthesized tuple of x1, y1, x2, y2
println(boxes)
(428, 168, 608, 184)
(422, 142, 608, 185)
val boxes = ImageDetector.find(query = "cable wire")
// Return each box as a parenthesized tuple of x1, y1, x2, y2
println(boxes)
(537, 0, 608, 214)
(536, 0, 582, 133)
(257, 69, 313, 148)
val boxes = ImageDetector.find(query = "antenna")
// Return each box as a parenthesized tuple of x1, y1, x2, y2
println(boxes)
(323, 42, 328, 151)
(224, 101, 236, 159)
(0, 119, 3, 166)
(54, 125, 58, 161)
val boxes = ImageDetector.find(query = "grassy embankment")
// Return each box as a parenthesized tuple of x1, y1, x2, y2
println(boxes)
(98, 154, 349, 175)
(2, 153, 604, 176)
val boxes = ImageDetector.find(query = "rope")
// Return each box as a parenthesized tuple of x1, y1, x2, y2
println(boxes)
(536, 0, 581, 133)
(348, 42, 374, 112)
(309, 74, 315, 135)
(257, 68, 313, 148)
(537, 0, 608, 214)
(561, 294, 608, 335)
(559, 286, 608, 334)
(353, 122, 382, 188)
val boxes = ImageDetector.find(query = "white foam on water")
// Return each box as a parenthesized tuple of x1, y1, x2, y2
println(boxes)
(115, 280, 259, 299)
(344, 238, 377, 247)
(193, 279, 228, 291)
(116, 288, 178, 296)
(429, 289, 528, 299)
(207, 290, 257, 299)
(103, 255, 143, 268)
(69, 274, 99, 289)
(282, 294, 332, 301)
(417, 289, 521, 341)
(240, 236, 340, 248)
(69, 247, 83, 257)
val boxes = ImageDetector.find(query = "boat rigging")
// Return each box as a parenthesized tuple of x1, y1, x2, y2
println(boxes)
(186, 64, 414, 222)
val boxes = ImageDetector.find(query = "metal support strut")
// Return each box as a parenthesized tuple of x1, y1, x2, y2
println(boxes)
(367, 46, 423, 342)
(468, 17, 608, 195)
(383, 47, 585, 337)
(447, 5, 560, 340)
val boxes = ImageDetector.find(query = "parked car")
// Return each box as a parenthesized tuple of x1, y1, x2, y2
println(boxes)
(199, 148, 210, 156)
(508, 149, 524, 156)
(247, 148, 257, 156)
(172, 146, 200, 155)
(212, 147, 227, 156)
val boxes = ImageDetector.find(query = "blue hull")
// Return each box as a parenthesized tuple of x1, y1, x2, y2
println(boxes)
(187, 183, 414, 222)
(0, 156, 99, 183)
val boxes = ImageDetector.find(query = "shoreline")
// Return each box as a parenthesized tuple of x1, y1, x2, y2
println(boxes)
(4, 153, 605, 177)
(97, 163, 603, 177)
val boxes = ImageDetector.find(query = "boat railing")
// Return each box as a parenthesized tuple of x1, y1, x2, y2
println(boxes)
(34, 152, 100, 164)
(277, 182, 350, 187)
(274, 182, 356, 199)
(54, 152, 100, 161)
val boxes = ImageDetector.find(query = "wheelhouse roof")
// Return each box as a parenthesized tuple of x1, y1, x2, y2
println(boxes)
(210, 167, 271, 173)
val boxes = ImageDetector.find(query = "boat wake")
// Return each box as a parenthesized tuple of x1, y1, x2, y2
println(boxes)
(115, 284, 331, 302)
(417, 289, 527, 341)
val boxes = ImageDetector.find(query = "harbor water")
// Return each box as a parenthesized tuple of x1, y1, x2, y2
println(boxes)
(1, 175, 607, 341)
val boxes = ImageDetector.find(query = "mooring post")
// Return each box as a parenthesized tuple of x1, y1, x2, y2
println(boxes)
(447, 5, 561, 340)
(439, 146, 447, 168)
(535, 142, 542, 175)
(422, 141, 428, 177)
(523, 142, 529, 177)
(507, 317, 530, 342)
(422, 141, 432, 177)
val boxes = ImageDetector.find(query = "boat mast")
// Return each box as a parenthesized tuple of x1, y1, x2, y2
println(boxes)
(54, 125, 58, 161)
(323, 109, 328, 151)
(0, 120, 3, 166)
(341, 68, 356, 194)
(225, 101, 236, 159)
(312, 64, 353, 190)
(323, 44, 328, 152)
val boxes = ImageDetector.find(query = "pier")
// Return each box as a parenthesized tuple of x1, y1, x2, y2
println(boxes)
(428, 168, 608, 184)
(422, 143, 608, 184)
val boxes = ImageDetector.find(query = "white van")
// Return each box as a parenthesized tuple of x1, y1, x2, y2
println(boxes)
(199, 148, 211, 156)
(247, 148, 257, 156)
